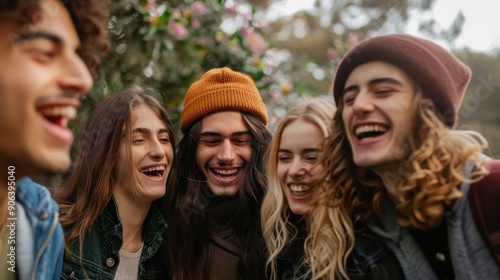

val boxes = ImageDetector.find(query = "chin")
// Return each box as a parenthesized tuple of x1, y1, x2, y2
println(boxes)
(290, 207, 309, 216)
(38, 154, 71, 174)
(207, 185, 239, 198)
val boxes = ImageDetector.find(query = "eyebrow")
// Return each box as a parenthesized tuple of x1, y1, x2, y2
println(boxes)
(278, 148, 322, 154)
(343, 77, 404, 95)
(132, 128, 169, 134)
(15, 31, 63, 46)
(199, 131, 251, 137)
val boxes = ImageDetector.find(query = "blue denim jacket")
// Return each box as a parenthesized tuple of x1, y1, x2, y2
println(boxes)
(16, 177, 64, 280)
(60, 197, 168, 279)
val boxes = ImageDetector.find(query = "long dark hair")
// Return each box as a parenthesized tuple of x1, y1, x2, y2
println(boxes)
(54, 85, 177, 258)
(167, 112, 272, 280)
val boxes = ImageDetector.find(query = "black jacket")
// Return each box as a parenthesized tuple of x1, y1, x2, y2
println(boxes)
(275, 223, 405, 280)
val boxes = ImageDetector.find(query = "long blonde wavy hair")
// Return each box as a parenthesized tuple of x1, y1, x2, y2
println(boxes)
(261, 96, 355, 280)
(312, 90, 490, 234)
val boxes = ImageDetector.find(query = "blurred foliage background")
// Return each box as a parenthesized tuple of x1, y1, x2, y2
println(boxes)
(78, 0, 500, 156)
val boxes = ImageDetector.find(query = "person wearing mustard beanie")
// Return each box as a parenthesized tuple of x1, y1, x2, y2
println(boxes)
(310, 34, 500, 280)
(166, 67, 272, 280)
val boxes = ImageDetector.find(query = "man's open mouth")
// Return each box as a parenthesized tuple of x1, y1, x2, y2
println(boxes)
(210, 168, 240, 177)
(38, 105, 77, 128)
(354, 124, 388, 141)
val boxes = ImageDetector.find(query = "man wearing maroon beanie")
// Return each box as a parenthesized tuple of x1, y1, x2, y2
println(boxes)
(311, 34, 500, 279)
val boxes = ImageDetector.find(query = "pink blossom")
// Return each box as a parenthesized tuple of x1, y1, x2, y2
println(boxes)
(191, 2, 206, 15)
(270, 116, 279, 127)
(327, 48, 337, 59)
(245, 32, 268, 56)
(334, 39, 342, 48)
(241, 11, 252, 22)
(261, 76, 271, 84)
(348, 33, 359, 45)
(225, 5, 237, 17)
(263, 49, 280, 69)
(256, 21, 271, 32)
(191, 18, 201, 29)
(271, 92, 282, 103)
(240, 27, 253, 38)
(148, 3, 166, 18)
(169, 22, 189, 39)
(171, 9, 181, 19)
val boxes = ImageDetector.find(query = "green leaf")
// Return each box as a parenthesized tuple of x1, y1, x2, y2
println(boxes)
(144, 25, 158, 41)
(163, 38, 174, 51)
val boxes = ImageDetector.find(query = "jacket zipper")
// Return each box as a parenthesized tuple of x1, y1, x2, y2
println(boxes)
(31, 211, 59, 280)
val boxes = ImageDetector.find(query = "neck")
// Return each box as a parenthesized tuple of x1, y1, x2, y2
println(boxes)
(113, 191, 151, 253)
(372, 163, 405, 205)
(207, 197, 240, 226)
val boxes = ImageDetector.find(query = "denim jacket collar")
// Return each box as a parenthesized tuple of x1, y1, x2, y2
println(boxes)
(98, 196, 168, 260)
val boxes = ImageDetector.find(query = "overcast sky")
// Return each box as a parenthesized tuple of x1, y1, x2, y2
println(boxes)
(268, 0, 500, 53)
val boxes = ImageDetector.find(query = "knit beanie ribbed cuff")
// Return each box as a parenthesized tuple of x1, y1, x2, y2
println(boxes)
(180, 67, 269, 133)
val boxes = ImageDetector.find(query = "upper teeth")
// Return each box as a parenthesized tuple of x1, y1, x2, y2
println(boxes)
(214, 169, 237, 175)
(141, 166, 166, 172)
(355, 125, 387, 136)
(290, 184, 309, 192)
(39, 106, 77, 120)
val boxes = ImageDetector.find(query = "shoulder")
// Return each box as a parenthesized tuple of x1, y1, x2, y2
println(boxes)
(16, 177, 59, 214)
(348, 223, 405, 280)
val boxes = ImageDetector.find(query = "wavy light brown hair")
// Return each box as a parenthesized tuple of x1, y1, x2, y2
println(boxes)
(54, 85, 177, 259)
(262, 96, 355, 279)
(0, 0, 110, 80)
(313, 90, 490, 233)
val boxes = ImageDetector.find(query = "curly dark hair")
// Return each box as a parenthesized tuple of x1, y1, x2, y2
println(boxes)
(0, 0, 110, 80)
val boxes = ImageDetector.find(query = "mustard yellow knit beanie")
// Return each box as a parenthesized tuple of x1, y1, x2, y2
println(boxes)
(180, 67, 269, 133)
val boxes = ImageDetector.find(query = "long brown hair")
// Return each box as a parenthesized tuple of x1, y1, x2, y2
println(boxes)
(166, 112, 272, 280)
(54, 85, 177, 258)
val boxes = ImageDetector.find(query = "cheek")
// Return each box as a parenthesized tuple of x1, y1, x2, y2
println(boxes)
(276, 163, 287, 184)
(341, 110, 351, 130)
(239, 145, 252, 162)
(164, 144, 174, 161)
(195, 146, 209, 168)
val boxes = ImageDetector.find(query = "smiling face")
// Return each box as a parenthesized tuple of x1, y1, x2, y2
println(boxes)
(277, 119, 324, 216)
(196, 111, 252, 198)
(341, 61, 415, 169)
(0, 0, 93, 177)
(113, 104, 174, 204)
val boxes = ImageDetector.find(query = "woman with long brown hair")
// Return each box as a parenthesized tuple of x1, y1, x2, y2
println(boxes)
(54, 85, 177, 279)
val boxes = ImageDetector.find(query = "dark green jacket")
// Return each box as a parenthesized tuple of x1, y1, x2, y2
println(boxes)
(60, 197, 168, 279)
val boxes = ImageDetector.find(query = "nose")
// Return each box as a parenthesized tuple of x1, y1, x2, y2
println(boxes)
(288, 158, 307, 179)
(148, 139, 166, 160)
(352, 91, 374, 114)
(59, 53, 93, 97)
(217, 139, 235, 162)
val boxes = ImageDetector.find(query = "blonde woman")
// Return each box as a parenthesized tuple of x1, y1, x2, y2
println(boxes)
(262, 97, 402, 279)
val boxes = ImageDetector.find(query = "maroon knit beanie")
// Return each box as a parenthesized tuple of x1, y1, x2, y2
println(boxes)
(333, 34, 471, 127)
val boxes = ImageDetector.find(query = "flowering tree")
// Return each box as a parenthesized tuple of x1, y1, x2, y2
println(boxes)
(82, 0, 328, 132)
(81, 0, 458, 133)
